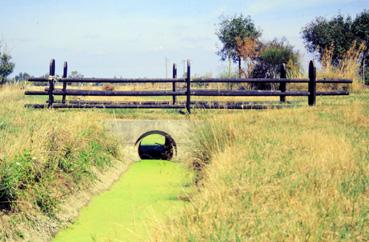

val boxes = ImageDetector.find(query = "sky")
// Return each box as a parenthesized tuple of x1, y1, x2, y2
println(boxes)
(0, 0, 368, 78)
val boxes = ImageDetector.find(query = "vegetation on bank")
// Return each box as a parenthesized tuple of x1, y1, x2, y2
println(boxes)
(0, 86, 122, 241)
(154, 91, 369, 241)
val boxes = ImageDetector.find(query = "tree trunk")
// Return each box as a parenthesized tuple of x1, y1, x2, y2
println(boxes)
(238, 56, 242, 78)
(363, 58, 365, 81)
(362, 54, 367, 82)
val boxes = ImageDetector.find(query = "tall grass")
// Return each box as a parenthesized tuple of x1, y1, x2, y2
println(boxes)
(153, 92, 369, 241)
(0, 85, 122, 241)
(318, 43, 366, 92)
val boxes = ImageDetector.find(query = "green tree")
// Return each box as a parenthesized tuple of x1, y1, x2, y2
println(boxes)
(251, 39, 300, 89)
(14, 72, 31, 82)
(352, 10, 369, 51)
(217, 14, 261, 77)
(0, 45, 15, 84)
(68, 70, 84, 79)
(352, 10, 369, 82)
(259, 39, 300, 77)
(302, 10, 369, 65)
(68, 71, 84, 86)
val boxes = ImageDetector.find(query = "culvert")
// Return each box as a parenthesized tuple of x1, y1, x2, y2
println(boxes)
(135, 130, 177, 160)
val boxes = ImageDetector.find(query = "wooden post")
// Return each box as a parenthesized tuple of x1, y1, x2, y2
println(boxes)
(62, 61, 68, 104)
(48, 59, 55, 108)
(186, 60, 191, 114)
(279, 63, 287, 102)
(172, 64, 177, 105)
(308, 60, 317, 106)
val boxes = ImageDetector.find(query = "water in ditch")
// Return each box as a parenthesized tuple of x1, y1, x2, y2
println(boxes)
(53, 135, 192, 241)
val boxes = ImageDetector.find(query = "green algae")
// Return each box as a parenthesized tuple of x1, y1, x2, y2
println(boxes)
(53, 159, 191, 242)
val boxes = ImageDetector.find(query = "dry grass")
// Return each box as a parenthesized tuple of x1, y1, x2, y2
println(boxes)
(318, 43, 366, 92)
(152, 91, 369, 241)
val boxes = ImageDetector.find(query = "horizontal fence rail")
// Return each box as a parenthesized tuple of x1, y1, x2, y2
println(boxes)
(25, 89, 349, 97)
(26, 90, 188, 96)
(27, 77, 353, 84)
(25, 59, 352, 113)
(25, 103, 187, 109)
(28, 78, 186, 83)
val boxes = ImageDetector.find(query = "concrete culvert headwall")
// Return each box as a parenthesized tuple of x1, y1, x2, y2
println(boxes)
(135, 130, 177, 160)
(106, 119, 193, 161)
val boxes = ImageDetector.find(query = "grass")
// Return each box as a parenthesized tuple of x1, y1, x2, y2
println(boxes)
(53, 159, 192, 242)
(0, 85, 123, 241)
(152, 90, 369, 241)
(318, 43, 366, 92)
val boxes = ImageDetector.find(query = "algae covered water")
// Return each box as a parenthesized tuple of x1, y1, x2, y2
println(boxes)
(53, 159, 191, 242)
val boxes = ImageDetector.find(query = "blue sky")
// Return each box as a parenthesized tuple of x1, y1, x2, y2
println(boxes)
(0, 0, 368, 78)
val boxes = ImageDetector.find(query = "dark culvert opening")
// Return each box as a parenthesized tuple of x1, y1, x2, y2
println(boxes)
(135, 130, 177, 160)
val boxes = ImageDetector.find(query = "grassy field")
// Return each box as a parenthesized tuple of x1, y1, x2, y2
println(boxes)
(153, 90, 369, 241)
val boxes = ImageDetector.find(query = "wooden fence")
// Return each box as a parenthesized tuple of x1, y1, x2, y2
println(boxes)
(25, 59, 352, 113)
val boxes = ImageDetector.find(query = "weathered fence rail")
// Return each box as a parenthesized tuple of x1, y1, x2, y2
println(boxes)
(25, 59, 352, 113)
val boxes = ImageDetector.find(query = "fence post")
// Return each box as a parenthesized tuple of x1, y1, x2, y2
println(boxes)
(186, 60, 191, 114)
(172, 64, 177, 105)
(279, 63, 287, 102)
(308, 60, 317, 106)
(62, 61, 68, 104)
(48, 59, 55, 108)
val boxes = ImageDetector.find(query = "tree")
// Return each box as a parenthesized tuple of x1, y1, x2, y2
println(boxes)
(352, 10, 369, 52)
(251, 39, 300, 89)
(302, 10, 369, 65)
(14, 72, 31, 82)
(352, 10, 369, 82)
(217, 15, 261, 77)
(236, 37, 262, 77)
(260, 39, 300, 77)
(69, 71, 84, 86)
(68, 70, 84, 79)
(0, 45, 15, 84)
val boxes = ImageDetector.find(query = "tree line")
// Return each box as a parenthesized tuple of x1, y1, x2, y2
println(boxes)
(217, 10, 369, 83)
